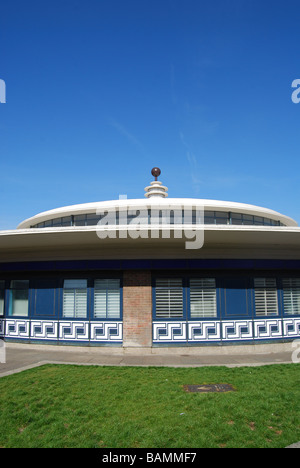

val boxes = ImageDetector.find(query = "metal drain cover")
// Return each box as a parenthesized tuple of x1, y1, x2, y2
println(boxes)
(184, 384, 235, 393)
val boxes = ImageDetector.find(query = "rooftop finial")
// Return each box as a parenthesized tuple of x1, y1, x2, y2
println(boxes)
(151, 167, 161, 181)
(144, 167, 168, 198)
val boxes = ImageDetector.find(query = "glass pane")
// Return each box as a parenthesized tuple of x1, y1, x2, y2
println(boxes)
(107, 289, 120, 318)
(63, 290, 75, 318)
(73, 215, 86, 226)
(94, 288, 107, 318)
(253, 216, 264, 225)
(243, 215, 254, 225)
(74, 289, 87, 318)
(10, 289, 29, 317)
(10, 280, 29, 289)
(52, 217, 62, 227)
(0, 281, 4, 316)
(263, 218, 272, 226)
(231, 213, 243, 225)
(215, 212, 228, 225)
(190, 279, 216, 318)
(63, 280, 87, 318)
(86, 214, 101, 226)
(64, 279, 87, 289)
(254, 278, 278, 316)
(94, 279, 120, 319)
(283, 278, 300, 315)
(61, 216, 72, 226)
(155, 279, 183, 318)
(204, 211, 215, 224)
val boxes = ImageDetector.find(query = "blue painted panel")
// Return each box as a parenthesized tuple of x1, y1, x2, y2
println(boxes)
(32, 281, 58, 318)
(2, 258, 300, 274)
(221, 278, 251, 318)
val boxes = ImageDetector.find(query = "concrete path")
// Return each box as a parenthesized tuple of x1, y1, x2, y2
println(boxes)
(0, 341, 297, 378)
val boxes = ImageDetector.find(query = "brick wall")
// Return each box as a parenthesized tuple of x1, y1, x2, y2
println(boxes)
(123, 270, 152, 347)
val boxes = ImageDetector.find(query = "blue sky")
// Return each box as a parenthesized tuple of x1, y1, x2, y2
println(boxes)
(0, 0, 300, 229)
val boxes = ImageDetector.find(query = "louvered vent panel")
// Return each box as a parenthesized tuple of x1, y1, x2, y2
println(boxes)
(254, 278, 278, 316)
(190, 279, 217, 318)
(283, 278, 300, 315)
(155, 279, 183, 318)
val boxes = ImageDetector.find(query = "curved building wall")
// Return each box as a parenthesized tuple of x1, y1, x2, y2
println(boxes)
(2, 193, 299, 348)
(1, 259, 300, 347)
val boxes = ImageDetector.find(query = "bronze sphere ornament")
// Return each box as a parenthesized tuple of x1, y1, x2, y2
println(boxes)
(151, 167, 161, 181)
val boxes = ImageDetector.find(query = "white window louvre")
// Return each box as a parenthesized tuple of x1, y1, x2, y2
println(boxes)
(74, 289, 88, 318)
(254, 278, 278, 316)
(94, 279, 120, 319)
(155, 279, 183, 318)
(63, 289, 75, 318)
(283, 278, 300, 315)
(190, 278, 217, 318)
(63, 280, 87, 318)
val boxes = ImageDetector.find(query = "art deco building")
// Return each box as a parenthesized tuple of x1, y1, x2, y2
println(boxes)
(0, 168, 300, 349)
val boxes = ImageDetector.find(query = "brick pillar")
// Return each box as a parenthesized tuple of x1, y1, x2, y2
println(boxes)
(123, 270, 152, 348)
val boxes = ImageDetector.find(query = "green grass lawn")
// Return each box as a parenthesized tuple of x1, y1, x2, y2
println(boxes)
(0, 363, 299, 448)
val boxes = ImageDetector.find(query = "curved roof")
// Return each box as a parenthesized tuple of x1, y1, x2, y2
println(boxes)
(17, 197, 298, 229)
(0, 170, 298, 263)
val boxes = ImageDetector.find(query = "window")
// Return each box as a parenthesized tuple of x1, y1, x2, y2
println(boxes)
(0, 281, 4, 316)
(52, 217, 63, 227)
(74, 214, 86, 226)
(231, 213, 243, 225)
(190, 279, 217, 318)
(254, 278, 278, 316)
(253, 216, 264, 226)
(215, 211, 228, 225)
(241, 214, 253, 225)
(204, 211, 215, 224)
(63, 280, 87, 318)
(9, 280, 29, 317)
(155, 279, 183, 319)
(86, 214, 101, 226)
(94, 279, 121, 319)
(61, 216, 72, 227)
(282, 278, 300, 315)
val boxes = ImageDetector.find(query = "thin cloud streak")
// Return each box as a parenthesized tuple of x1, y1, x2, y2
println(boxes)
(109, 118, 145, 154)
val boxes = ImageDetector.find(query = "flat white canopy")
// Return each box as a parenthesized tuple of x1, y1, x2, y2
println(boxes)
(1, 224, 300, 262)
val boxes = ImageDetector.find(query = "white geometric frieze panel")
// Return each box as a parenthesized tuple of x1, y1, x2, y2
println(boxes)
(90, 322, 123, 342)
(30, 320, 58, 340)
(5, 319, 30, 338)
(59, 321, 89, 341)
(254, 319, 283, 339)
(188, 321, 221, 342)
(153, 322, 186, 342)
(282, 318, 300, 338)
(222, 320, 253, 341)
